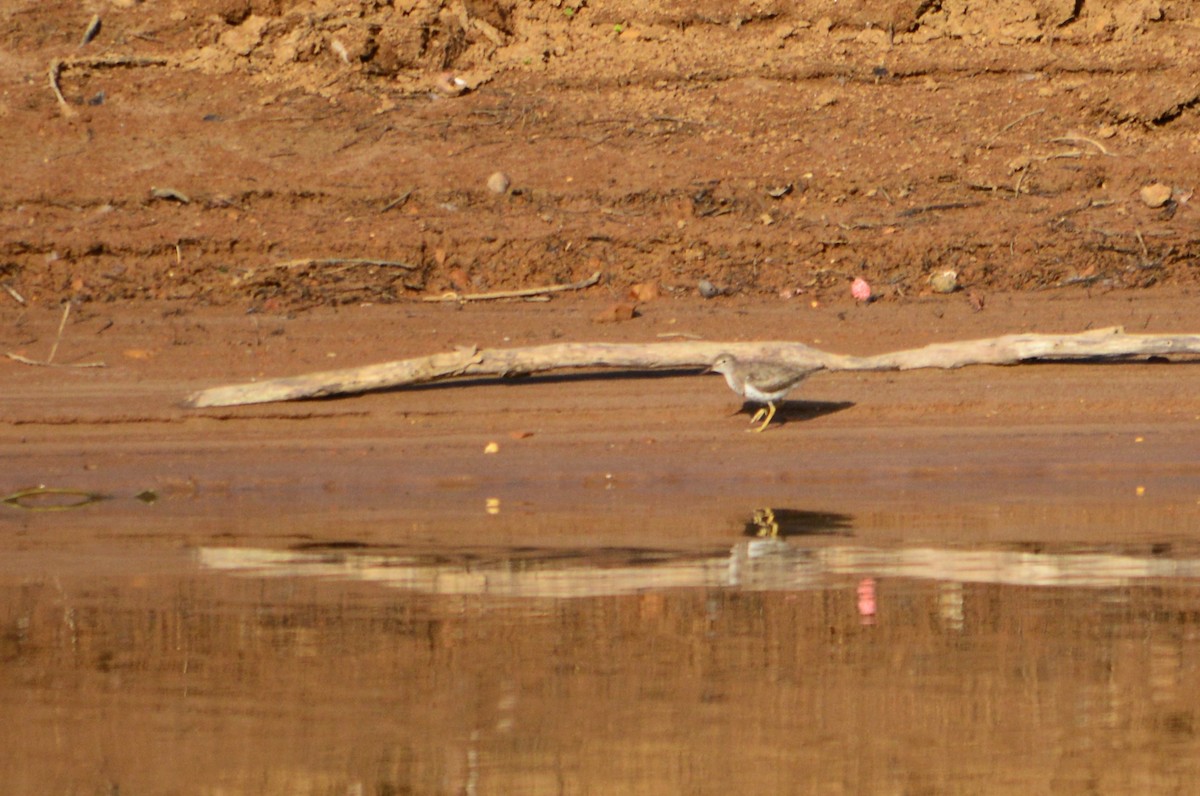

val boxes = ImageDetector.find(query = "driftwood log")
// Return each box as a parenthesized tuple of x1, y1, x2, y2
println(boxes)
(183, 326, 1200, 409)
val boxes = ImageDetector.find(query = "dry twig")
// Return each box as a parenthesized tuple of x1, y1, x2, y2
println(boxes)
(422, 270, 602, 303)
(275, 258, 420, 270)
(1050, 135, 1118, 157)
(48, 59, 75, 117)
(5, 303, 106, 368)
(2, 283, 25, 305)
(49, 55, 169, 117)
(984, 108, 1045, 148)
(79, 14, 102, 47)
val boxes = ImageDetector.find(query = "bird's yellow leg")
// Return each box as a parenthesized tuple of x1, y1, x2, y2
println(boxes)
(749, 402, 776, 433)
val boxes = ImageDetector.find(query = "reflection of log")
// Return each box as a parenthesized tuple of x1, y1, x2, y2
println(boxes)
(198, 541, 1200, 596)
(184, 326, 1200, 408)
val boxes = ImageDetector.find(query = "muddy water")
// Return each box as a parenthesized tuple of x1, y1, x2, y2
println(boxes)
(3, 470, 1200, 796)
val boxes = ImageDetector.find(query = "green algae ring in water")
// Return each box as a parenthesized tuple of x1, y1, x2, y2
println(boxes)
(1, 486, 109, 512)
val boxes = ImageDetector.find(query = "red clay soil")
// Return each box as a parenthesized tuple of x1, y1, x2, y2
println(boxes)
(4, 0, 1200, 307)
(2, 0, 1200, 536)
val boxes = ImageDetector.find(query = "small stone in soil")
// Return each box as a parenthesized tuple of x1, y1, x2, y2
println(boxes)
(487, 171, 512, 194)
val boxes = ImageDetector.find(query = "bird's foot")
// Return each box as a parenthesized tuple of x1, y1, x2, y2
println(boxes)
(748, 403, 777, 433)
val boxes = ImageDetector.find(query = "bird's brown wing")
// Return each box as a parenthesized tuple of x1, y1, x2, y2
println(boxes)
(744, 364, 811, 394)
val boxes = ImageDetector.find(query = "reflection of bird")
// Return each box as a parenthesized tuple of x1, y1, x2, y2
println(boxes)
(709, 353, 816, 432)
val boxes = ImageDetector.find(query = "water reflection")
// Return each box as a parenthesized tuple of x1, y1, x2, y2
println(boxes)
(199, 534, 1200, 596)
(743, 507, 854, 538)
(4, 504, 1200, 794)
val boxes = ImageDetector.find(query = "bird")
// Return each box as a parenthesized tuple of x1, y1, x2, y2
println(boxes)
(708, 353, 816, 432)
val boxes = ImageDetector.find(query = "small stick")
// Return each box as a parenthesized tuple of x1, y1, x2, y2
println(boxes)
(274, 258, 420, 270)
(1050, 135, 1118, 157)
(1014, 168, 1028, 196)
(49, 59, 77, 117)
(897, 202, 978, 218)
(1054, 198, 1115, 220)
(999, 108, 1046, 133)
(48, 56, 169, 117)
(2, 283, 25, 305)
(5, 354, 107, 368)
(5, 302, 106, 367)
(381, 190, 413, 213)
(46, 302, 72, 365)
(985, 108, 1045, 148)
(423, 270, 602, 303)
(79, 14, 102, 47)
(1031, 150, 1084, 164)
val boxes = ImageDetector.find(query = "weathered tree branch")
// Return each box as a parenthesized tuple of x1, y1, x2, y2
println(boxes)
(183, 326, 1200, 408)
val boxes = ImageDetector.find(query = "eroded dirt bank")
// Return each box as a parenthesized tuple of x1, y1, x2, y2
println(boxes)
(2, 0, 1198, 310)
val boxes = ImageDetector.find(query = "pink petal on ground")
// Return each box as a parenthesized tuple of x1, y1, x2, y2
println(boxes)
(851, 277, 872, 302)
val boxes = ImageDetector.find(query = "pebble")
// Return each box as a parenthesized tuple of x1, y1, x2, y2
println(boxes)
(1139, 182, 1171, 208)
(930, 270, 959, 293)
(434, 71, 467, 96)
(698, 279, 720, 299)
(593, 302, 638, 323)
(627, 282, 660, 302)
(850, 277, 872, 302)
(487, 171, 511, 194)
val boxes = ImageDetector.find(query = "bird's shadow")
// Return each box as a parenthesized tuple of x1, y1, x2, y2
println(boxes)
(278, 371, 856, 424)
(733, 399, 855, 425)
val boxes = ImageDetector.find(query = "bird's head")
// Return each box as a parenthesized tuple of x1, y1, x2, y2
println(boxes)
(706, 353, 736, 375)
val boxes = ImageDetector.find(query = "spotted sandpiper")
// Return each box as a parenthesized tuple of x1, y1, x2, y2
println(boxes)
(708, 353, 816, 432)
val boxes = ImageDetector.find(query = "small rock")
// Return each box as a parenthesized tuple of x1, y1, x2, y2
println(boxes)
(930, 270, 959, 294)
(330, 39, 350, 64)
(698, 279, 720, 299)
(1139, 182, 1172, 208)
(487, 171, 511, 194)
(434, 71, 467, 96)
(593, 302, 638, 323)
(850, 277, 872, 302)
(813, 90, 838, 109)
(150, 186, 191, 204)
(627, 282, 660, 302)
